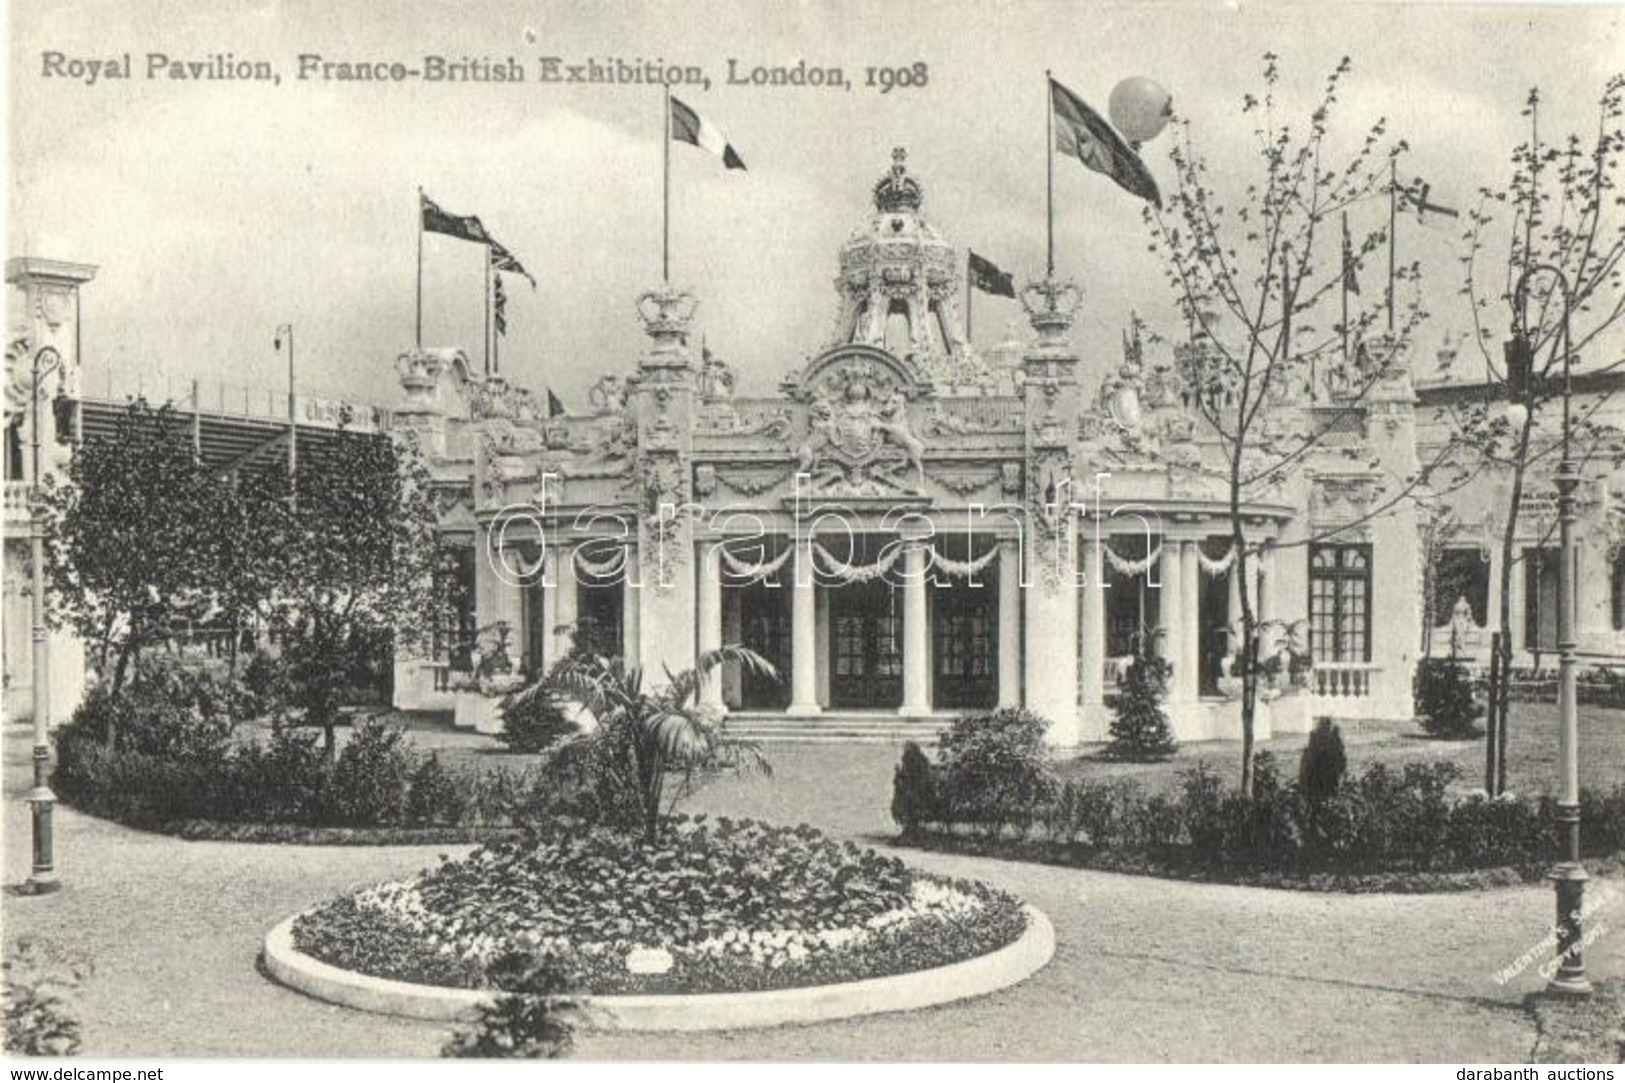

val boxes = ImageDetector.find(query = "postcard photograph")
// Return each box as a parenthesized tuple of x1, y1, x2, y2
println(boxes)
(3, 0, 1624, 1067)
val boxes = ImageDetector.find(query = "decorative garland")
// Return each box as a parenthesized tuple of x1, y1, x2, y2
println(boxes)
(928, 546, 1000, 579)
(718, 544, 792, 580)
(1196, 545, 1237, 577)
(573, 544, 629, 579)
(811, 541, 905, 583)
(1101, 542, 1162, 578)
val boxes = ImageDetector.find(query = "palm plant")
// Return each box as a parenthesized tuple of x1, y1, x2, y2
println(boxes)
(507, 644, 777, 843)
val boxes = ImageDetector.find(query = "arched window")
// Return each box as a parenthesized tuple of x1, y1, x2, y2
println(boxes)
(1309, 544, 1372, 662)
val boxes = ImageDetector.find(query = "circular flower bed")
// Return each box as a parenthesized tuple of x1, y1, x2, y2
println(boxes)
(292, 816, 1028, 996)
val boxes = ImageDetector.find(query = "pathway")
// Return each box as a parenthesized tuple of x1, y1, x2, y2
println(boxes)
(4, 728, 1618, 1060)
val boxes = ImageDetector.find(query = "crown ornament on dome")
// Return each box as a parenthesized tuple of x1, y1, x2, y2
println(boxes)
(872, 146, 923, 213)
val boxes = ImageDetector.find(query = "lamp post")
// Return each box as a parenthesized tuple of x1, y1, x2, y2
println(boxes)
(24, 345, 63, 895)
(274, 324, 295, 494)
(1511, 264, 1590, 997)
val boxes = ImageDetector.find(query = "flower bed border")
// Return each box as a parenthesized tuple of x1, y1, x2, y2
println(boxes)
(262, 904, 1053, 1031)
(891, 832, 1625, 894)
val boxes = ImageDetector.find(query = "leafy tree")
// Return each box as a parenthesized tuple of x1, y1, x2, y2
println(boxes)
(271, 432, 440, 758)
(1446, 76, 1625, 791)
(43, 401, 215, 699)
(515, 644, 776, 842)
(198, 465, 292, 674)
(1144, 55, 1441, 795)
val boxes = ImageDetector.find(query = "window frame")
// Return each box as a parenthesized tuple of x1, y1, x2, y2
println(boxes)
(1308, 542, 1373, 664)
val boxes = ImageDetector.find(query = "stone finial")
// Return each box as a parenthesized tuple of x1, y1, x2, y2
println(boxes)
(636, 284, 698, 356)
(1020, 275, 1082, 347)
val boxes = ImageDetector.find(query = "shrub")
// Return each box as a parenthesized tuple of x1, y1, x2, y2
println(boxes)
(1104, 651, 1177, 761)
(232, 727, 332, 824)
(1298, 717, 1347, 802)
(496, 673, 577, 754)
(936, 708, 1058, 836)
(3, 939, 88, 1057)
(240, 650, 288, 718)
(406, 754, 468, 826)
(1414, 658, 1482, 738)
(890, 741, 939, 836)
(327, 719, 414, 826)
(442, 958, 577, 1059)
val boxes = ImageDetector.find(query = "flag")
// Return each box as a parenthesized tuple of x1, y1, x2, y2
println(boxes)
(1342, 216, 1361, 296)
(1402, 179, 1459, 220)
(492, 273, 508, 337)
(670, 96, 747, 170)
(1050, 78, 1161, 208)
(490, 240, 536, 289)
(421, 192, 491, 243)
(968, 251, 1016, 298)
(547, 389, 567, 417)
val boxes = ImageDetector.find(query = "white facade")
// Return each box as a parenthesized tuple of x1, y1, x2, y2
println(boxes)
(390, 151, 1425, 744)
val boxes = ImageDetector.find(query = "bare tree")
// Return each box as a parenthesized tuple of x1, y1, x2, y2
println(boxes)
(1447, 75, 1625, 792)
(1145, 55, 1433, 796)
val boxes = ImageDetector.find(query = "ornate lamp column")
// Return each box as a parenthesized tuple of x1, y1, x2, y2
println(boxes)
(1512, 265, 1591, 997)
(1019, 274, 1083, 745)
(25, 346, 63, 894)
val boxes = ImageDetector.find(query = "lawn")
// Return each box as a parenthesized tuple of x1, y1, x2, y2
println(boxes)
(1055, 703, 1625, 798)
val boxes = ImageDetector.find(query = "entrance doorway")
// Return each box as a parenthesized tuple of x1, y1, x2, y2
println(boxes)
(933, 573, 997, 710)
(828, 577, 903, 709)
(576, 574, 623, 660)
(733, 580, 791, 709)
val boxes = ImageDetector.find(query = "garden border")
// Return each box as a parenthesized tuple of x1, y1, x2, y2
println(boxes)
(261, 904, 1054, 1031)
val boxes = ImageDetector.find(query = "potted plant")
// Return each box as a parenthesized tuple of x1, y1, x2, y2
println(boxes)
(1258, 618, 1312, 733)
(452, 621, 526, 734)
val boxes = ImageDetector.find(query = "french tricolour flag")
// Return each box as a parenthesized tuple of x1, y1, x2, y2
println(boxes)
(670, 96, 747, 170)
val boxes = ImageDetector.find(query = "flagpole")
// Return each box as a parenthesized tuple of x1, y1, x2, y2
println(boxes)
(1387, 158, 1397, 334)
(415, 186, 424, 349)
(484, 253, 492, 377)
(1045, 71, 1055, 278)
(663, 83, 672, 285)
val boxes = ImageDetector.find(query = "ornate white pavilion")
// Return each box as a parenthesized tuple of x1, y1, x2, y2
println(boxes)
(388, 148, 1425, 744)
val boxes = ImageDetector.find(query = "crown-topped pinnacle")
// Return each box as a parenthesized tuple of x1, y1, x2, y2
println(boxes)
(873, 146, 923, 213)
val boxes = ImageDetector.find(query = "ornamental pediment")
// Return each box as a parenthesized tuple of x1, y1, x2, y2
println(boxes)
(784, 343, 927, 403)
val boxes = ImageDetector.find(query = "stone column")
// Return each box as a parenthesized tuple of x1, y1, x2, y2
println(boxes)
(900, 542, 931, 715)
(789, 534, 820, 714)
(1508, 547, 1527, 656)
(552, 543, 577, 659)
(1078, 529, 1106, 716)
(997, 538, 1022, 708)
(622, 554, 641, 667)
(538, 549, 559, 673)
(1257, 545, 1275, 626)
(1181, 539, 1202, 702)
(1022, 531, 1080, 744)
(697, 542, 724, 709)
(1227, 561, 1242, 640)
(1158, 538, 1186, 698)
(1485, 545, 1503, 652)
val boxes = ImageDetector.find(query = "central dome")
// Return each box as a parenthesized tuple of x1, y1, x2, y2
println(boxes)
(830, 148, 987, 387)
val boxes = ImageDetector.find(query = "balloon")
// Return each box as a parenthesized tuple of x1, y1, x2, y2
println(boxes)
(1109, 77, 1173, 145)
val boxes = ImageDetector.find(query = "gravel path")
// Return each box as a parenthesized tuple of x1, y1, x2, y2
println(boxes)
(5, 728, 1619, 1060)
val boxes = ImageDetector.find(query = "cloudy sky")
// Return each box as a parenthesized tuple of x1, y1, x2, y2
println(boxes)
(8, 0, 1623, 409)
